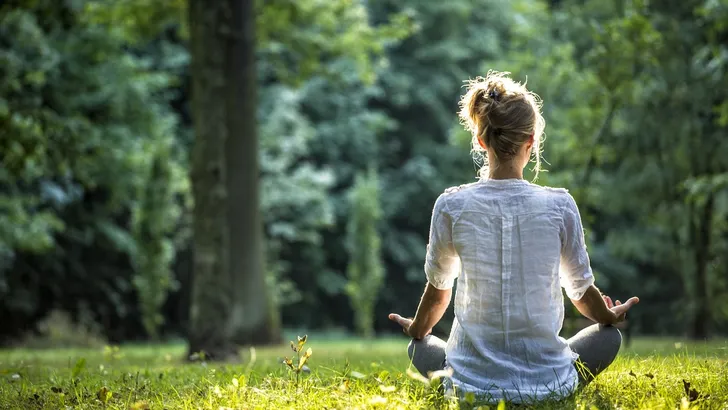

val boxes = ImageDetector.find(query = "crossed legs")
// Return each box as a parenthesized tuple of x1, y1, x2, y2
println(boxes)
(407, 324, 623, 387)
(567, 324, 622, 385)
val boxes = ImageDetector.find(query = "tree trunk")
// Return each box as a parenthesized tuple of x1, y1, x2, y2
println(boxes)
(225, 0, 280, 346)
(188, 0, 235, 360)
(690, 193, 714, 340)
(187, 0, 279, 360)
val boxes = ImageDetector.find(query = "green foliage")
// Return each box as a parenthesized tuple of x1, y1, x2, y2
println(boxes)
(253, 0, 412, 328)
(131, 144, 185, 339)
(2, 0, 728, 340)
(257, 0, 413, 85)
(547, 0, 728, 336)
(0, 339, 727, 409)
(259, 85, 334, 309)
(0, 2, 188, 340)
(345, 169, 385, 338)
(83, 0, 187, 42)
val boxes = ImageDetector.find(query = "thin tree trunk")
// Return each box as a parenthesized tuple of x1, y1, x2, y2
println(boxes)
(225, 0, 280, 345)
(690, 193, 714, 339)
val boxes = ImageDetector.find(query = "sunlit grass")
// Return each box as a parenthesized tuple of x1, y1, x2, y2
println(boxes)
(1, 336, 726, 409)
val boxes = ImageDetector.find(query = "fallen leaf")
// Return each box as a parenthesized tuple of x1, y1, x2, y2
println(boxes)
(379, 385, 396, 393)
(349, 371, 366, 379)
(369, 395, 387, 405)
(683, 379, 710, 402)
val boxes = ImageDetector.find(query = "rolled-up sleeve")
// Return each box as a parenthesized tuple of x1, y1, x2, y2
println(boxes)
(559, 194, 595, 300)
(424, 194, 461, 290)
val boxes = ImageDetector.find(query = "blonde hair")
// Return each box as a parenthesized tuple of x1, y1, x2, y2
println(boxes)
(458, 71, 546, 180)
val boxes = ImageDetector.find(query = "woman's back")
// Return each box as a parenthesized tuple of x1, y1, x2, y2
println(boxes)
(427, 178, 594, 401)
(390, 72, 635, 405)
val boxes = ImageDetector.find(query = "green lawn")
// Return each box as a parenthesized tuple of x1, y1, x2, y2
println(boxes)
(1, 336, 726, 409)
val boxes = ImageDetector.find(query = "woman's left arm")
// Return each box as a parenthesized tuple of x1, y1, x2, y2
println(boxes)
(389, 283, 452, 339)
(389, 193, 458, 339)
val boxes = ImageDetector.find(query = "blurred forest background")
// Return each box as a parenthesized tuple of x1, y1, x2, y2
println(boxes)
(1, 0, 728, 351)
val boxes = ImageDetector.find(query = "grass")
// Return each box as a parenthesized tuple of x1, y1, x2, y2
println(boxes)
(0, 336, 727, 409)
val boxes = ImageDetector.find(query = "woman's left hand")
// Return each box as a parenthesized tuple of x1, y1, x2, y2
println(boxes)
(388, 313, 413, 336)
(388, 313, 431, 338)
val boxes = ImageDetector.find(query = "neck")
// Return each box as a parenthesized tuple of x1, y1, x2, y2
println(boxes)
(489, 161, 524, 180)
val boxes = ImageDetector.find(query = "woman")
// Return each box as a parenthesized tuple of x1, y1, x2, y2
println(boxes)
(388, 71, 639, 403)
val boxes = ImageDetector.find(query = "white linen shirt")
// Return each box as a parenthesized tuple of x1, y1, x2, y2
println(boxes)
(424, 178, 595, 403)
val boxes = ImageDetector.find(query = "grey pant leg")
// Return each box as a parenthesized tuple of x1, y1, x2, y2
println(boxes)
(567, 324, 622, 385)
(407, 335, 447, 377)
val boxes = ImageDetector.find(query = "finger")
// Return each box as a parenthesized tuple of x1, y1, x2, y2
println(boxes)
(612, 298, 639, 315)
(621, 297, 639, 308)
(389, 314, 408, 326)
(391, 314, 413, 328)
(606, 296, 613, 308)
(615, 300, 622, 306)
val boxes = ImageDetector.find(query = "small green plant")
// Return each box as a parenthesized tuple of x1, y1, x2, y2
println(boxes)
(282, 335, 313, 385)
(345, 168, 385, 338)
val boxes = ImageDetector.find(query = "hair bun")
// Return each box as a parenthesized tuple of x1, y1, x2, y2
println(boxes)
(457, 70, 546, 180)
(486, 80, 506, 102)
